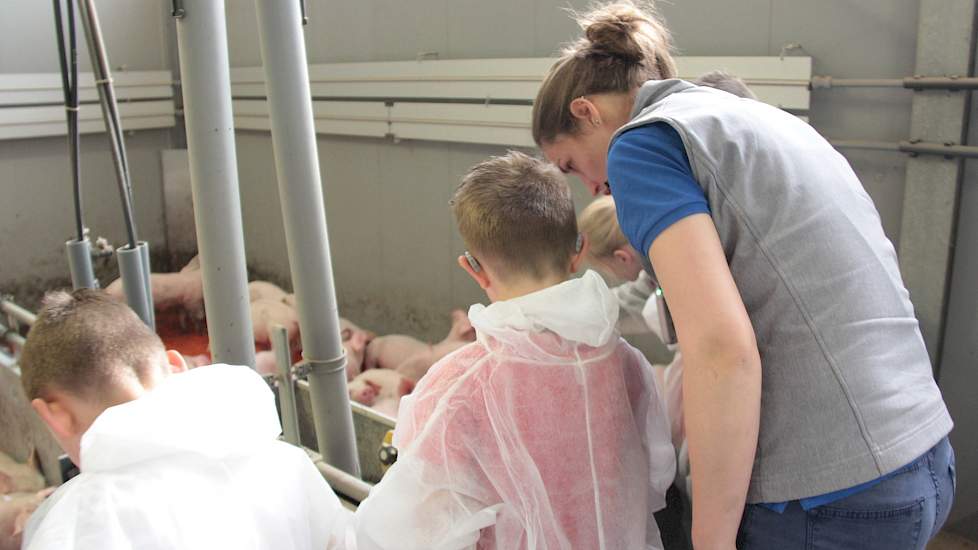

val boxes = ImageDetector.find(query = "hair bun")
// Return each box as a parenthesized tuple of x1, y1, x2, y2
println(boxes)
(577, 1, 656, 63)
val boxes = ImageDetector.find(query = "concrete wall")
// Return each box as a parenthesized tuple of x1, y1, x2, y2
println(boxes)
(0, 0, 176, 303)
(226, 0, 919, 348)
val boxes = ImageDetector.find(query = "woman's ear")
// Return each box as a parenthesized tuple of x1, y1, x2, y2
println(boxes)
(569, 97, 600, 126)
(457, 255, 492, 290)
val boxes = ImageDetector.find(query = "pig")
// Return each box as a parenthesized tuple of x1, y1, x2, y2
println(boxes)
(105, 271, 205, 331)
(368, 309, 477, 381)
(0, 452, 44, 495)
(347, 369, 415, 417)
(254, 350, 280, 377)
(343, 329, 369, 380)
(0, 488, 54, 550)
(249, 281, 288, 303)
(179, 254, 200, 273)
(363, 334, 431, 372)
(251, 299, 300, 349)
(339, 317, 377, 343)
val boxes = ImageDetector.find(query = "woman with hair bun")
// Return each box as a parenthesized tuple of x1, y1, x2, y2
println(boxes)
(533, 2, 954, 549)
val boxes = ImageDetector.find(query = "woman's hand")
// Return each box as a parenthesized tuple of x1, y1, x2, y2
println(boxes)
(648, 213, 762, 549)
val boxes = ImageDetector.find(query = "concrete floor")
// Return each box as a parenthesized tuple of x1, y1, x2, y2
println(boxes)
(930, 532, 978, 550)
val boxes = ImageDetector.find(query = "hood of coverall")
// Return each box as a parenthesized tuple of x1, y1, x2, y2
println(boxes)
(80, 364, 282, 472)
(467, 269, 620, 349)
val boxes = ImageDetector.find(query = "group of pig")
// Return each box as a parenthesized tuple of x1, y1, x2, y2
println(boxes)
(0, 452, 50, 550)
(107, 255, 478, 417)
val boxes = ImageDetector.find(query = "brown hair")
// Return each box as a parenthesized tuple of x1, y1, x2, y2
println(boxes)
(19, 289, 166, 401)
(532, 0, 677, 145)
(579, 195, 629, 262)
(693, 70, 757, 99)
(452, 151, 578, 281)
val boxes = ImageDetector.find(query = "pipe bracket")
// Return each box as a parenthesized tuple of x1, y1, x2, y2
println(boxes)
(295, 351, 348, 378)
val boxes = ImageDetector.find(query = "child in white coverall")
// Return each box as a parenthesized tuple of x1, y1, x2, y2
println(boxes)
(17, 289, 347, 550)
(579, 195, 685, 454)
(354, 151, 675, 550)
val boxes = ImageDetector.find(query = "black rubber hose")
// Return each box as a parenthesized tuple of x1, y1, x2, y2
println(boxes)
(52, 0, 85, 242)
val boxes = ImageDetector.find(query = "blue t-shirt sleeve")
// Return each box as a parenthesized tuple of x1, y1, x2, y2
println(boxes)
(608, 122, 709, 256)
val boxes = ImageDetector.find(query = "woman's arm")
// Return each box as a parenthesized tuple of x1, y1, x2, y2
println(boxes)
(648, 213, 761, 550)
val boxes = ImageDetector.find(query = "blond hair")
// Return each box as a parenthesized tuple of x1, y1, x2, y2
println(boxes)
(578, 196, 629, 264)
(694, 70, 757, 99)
(19, 289, 165, 401)
(532, 0, 676, 145)
(452, 151, 578, 281)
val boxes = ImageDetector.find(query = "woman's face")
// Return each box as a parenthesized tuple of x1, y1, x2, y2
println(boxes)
(542, 125, 616, 198)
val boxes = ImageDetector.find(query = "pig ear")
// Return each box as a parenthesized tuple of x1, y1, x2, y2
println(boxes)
(397, 377, 416, 397)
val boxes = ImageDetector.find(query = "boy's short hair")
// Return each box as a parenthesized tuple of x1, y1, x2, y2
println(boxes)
(579, 195, 629, 262)
(452, 151, 578, 281)
(694, 70, 757, 100)
(19, 289, 165, 401)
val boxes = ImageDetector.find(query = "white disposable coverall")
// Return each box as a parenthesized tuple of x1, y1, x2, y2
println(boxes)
(355, 271, 675, 550)
(23, 364, 348, 550)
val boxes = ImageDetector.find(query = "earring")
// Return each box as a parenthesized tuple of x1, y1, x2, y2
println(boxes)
(591, 119, 600, 127)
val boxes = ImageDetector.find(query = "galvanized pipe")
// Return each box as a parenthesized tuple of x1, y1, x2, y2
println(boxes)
(1, 322, 27, 352)
(173, 0, 255, 367)
(308, 451, 372, 503)
(117, 242, 153, 328)
(254, 0, 359, 475)
(0, 300, 37, 327)
(812, 75, 978, 91)
(76, 0, 138, 249)
(271, 325, 301, 446)
(831, 139, 978, 159)
(0, 349, 17, 372)
(65, 238, 97, 290)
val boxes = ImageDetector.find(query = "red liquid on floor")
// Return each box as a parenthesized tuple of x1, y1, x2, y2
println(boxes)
(156, 310, 300, 364)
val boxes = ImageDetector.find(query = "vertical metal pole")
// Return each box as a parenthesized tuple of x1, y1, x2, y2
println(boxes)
(65, 238, 96, 290)
(272, 325, 301, 446)
(898, 0, 977, 368)
(173, 1, 256, 368)
(117, 243, 153, 328)
(253, 0, 360, 475)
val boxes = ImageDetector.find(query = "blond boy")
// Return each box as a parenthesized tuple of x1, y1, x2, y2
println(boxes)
(354, 152, 675, 550)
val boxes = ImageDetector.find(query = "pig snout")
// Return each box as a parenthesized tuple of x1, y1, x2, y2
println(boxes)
(348, 379, 380, 406)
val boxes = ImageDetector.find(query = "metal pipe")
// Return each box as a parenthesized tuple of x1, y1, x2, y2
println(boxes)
(138, 243, 155, 327)
(117, 242, 153, 328)
(0, 349, 17, 373)
(173, 0, 255, 368)
(254, 0, 359, 475)
(65, 238, 97, 290)
(271, 325, 301, 446)
(1, 322, 27, 352)
(831, 139, 978, 159)
(76, 0, 138, 250)
(308, 451, 372, 503)
(0, 301, 37, 327)
(812, 75, 978, 91)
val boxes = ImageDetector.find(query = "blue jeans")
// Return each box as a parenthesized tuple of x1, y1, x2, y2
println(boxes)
(737, 437, 956, 550)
